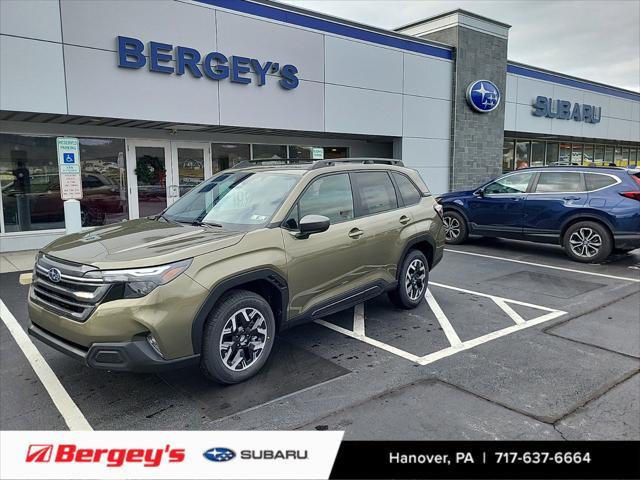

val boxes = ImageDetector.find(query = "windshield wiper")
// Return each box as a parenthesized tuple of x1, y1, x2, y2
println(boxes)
(192, 220, 223, 228)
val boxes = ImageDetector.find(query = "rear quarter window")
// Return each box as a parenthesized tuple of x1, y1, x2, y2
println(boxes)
(585, 173, 617, 191)
(392, 172, 422, 206)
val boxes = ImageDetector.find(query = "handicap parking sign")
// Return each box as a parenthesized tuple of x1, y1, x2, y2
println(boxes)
(63, 153, 75, 163)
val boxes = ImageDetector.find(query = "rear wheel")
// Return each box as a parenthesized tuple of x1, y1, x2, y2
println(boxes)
(388, 250, 429, 309)
(200, 289, 275, 384)
(562, 221, 613, 263)
(443, 211, 468, 244)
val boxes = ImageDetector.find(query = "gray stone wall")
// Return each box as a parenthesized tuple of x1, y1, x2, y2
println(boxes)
(420, 26, 507, 191)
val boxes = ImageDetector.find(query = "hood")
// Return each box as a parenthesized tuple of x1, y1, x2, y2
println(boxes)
(437, 189, 476, 200)
(42, 218, 245, 269)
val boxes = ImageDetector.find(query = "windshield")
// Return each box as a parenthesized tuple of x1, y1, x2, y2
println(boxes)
(162, 170, 300, 231)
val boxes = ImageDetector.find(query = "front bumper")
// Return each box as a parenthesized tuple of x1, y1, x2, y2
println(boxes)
(28, 323, 199, 372)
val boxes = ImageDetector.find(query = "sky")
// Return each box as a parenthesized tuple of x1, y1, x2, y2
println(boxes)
(280, 0, 640, 92)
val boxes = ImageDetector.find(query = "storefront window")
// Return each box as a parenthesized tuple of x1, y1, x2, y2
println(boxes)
(502, 139, 514, 171)
(79, 138, 128, 226)
(594, 145, 605, 165)
(583, 144, 594, 165)
(571, 144, 583, 165)
(0, 134, 62, 232)
(604, 146, 614, 165)
(252, 144, 287, 160)
(530, 141, 545, 167)
(630, 148, 638, 167)
(515, 141, 530, 169)
(559, 143, 571, 165)
(614, 146, 623, 167)
(211, 143, 250, 173)
(545, 143, 559, 165)
(621, 147, 630, 168)
(324, 147, 349, 159)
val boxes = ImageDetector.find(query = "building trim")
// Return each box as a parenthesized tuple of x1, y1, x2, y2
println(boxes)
(507, 62, 640, 102)
(191, 0, 453, 60)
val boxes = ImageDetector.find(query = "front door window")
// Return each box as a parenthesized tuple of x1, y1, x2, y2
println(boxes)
(484, 172, 534, 195)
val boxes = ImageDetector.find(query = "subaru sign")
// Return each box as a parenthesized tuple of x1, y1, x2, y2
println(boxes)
(532, 96, 602, 123)
(117, 36, 299, 90)
(466, 80, 501, 113)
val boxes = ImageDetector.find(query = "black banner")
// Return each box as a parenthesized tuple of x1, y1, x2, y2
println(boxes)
(330, 441, 640, 479)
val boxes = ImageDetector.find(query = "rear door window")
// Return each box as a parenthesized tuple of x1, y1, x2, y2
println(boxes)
(535, 172, 583, 193)
(585, 173, 617, 191)
(392, 172, 422, 206)
(351, 171, 398, 216)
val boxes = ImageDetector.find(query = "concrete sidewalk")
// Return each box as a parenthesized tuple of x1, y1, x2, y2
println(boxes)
(0, 250, 37, 273)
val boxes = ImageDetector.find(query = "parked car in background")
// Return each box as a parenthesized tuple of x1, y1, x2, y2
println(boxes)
(2, 173, 125, 226)
(438, 166, 640, 263)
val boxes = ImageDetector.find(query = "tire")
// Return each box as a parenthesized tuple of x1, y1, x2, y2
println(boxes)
(443, 210, 468, 244)
(562, 221, 613, 263)
(200, 289, 276, 384)
(388, 250, 429, 309)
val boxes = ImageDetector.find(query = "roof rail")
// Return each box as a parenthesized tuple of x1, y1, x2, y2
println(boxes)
(310, 158, 404, 170)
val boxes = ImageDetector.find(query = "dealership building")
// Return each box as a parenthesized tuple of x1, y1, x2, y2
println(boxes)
(1, 0, 639, 252)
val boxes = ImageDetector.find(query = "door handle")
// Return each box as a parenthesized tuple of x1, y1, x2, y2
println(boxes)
(348, 228, 364, 239)
(399, 215, 411, 225)
(563, 196, 580, 201)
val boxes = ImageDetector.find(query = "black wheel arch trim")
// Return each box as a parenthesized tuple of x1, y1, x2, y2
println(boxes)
(191, 269, 289, 355)
(559, 213, 616, 239)
(443, 205, 470, 225)
(397, 234, 438, 280)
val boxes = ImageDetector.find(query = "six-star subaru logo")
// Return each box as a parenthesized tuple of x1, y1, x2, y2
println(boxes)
(203, 447, 236, 462)
(47, 268, 62, 283)
(466, 79, 501, 113)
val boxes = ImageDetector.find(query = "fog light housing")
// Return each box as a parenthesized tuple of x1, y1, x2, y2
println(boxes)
(147, 334, 164, 359)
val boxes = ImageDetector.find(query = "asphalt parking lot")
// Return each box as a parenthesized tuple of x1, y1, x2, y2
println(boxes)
(1, 238, 639, 440)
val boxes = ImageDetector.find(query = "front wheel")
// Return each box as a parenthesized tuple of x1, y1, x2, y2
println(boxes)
(388, 250, 429, 309)
(200, 289, 275, 384)
(562, 221, 613, 263)
(443, 211, 468, 244)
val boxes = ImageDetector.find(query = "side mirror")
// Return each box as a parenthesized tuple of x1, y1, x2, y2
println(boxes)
(296, 214, 330, 239)
(474, 188, 485, 197)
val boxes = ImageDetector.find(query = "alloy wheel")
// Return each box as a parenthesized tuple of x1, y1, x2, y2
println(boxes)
(219, 307, 268, 371)
(443, 216, 460, 241)
(405, 258, 427, 301)
(569, 228, 602, 258)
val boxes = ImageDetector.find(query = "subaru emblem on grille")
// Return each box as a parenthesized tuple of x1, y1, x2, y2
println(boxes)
(47, 268, 62, 283)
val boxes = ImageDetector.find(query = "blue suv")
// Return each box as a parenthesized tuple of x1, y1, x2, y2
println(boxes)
(437, 166, 640, 263)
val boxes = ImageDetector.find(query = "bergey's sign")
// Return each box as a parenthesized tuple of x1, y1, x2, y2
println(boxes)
(532, 96, 601, 123)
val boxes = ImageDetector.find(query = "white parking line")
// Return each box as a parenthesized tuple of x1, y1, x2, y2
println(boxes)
(445, 248, 640, 283)
(0, 300, 92, 431)
(425, 289, 462, 346)
(315, 282, 566, 367)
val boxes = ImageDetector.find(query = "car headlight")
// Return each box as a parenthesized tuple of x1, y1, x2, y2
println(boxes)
(84, 258, 192, 298)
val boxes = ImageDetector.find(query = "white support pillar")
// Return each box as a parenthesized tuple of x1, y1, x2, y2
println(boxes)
(64, 199, 82, 234)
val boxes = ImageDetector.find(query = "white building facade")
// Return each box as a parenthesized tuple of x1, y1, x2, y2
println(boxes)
(0, 0, 638, 251)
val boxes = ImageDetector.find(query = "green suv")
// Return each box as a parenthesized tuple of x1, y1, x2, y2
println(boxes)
(28, 159, 445, 383)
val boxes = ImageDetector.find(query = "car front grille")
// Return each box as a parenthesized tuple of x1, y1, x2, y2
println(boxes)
(30, 255, 111, 322)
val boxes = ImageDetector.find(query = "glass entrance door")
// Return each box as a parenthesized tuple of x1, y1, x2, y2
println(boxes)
(127, 140, 212, 220)
(170, 142, 212, 197)
(126, 140, 171, 219)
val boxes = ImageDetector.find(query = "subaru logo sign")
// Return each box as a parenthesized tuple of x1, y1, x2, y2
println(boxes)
(47, 268, 62, 283)
(203, 447, 235, 462)
(466, 80, 501, 113)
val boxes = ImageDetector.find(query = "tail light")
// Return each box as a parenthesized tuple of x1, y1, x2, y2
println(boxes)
(619, 191, 640, 201)
(433, 203, 444, 220)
